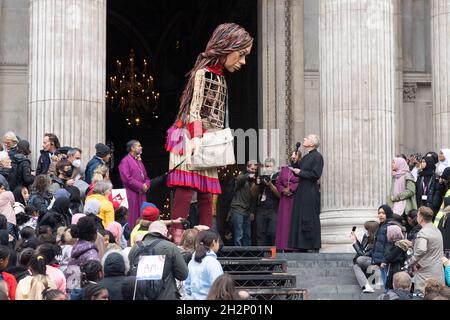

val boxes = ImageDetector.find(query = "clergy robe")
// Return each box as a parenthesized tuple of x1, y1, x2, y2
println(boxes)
(118, 154, 151, 228)
(288, 149, 324, 250)
(275, 166, 300, 250)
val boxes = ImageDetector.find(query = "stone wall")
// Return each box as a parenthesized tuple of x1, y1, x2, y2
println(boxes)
(0, 0, 29, 141)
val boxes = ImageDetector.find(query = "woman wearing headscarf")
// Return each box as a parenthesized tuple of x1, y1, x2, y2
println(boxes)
(388, 157, 417, 222)
(436, 149, 450, 177)
(38, 197, 71, 231)
(382, 224, 411, 290)
(105, 221, 123, 250)
(415, 156, 437, 210)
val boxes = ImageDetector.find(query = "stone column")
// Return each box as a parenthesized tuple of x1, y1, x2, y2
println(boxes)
(258, 0, 304, 166)
(319, 0, 398, 252)
(28, 0, 106, 166)
(0, 0, 29, 139)
(431, 0, 450, 149)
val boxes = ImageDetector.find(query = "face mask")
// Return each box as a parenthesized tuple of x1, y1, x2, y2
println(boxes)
(65, 169, 73, 178)
(72, 160, 81, 168)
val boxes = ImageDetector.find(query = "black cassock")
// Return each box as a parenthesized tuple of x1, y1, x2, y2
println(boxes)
(288, 149, 324, 250)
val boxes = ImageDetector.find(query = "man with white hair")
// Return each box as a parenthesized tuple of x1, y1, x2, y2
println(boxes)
(0, 150, 12, 190)
(289, 134, 324, 252)
(2, 131, 19, 158)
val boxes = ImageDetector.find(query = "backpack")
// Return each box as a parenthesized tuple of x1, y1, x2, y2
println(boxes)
(129, 238, 165, 300)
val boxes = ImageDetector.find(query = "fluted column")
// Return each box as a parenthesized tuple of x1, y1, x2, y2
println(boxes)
(28, 0, 106, 166)
(258, 0, 304, 165)
(431, 0, 450, 149)
(320, 0, 398, 252)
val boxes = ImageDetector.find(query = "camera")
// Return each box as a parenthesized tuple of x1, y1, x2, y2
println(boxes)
(181, 219, 191, 230)
(352, 226, 356, 232)
(260, 175, 271, 183)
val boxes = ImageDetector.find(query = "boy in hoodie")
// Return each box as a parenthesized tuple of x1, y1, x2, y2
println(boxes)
(99, 251, 129, 300)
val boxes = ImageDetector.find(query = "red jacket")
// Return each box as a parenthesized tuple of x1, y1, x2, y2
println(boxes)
(2, 271, 17, 300)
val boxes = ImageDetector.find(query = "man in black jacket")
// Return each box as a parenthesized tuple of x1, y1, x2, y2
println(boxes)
(36, 133, 60, 175)
(255, 158, 280, 246)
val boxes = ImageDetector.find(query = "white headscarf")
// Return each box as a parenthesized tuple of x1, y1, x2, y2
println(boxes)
(436, 149, 450, 177)
(83, 199, 101, 216)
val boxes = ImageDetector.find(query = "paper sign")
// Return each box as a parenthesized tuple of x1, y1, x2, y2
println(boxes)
(112, 189, 129, 208)
(136, 255, 166, 281)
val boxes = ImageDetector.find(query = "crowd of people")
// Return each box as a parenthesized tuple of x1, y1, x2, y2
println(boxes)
(0, 130, 263, 300)
(350, 151, 450, 299)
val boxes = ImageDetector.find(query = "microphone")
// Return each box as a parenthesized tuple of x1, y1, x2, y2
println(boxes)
(295, 142, 301, 152)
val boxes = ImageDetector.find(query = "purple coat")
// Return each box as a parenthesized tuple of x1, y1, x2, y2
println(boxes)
(65, 240, 99, 292)
(118, 154, 151, 228)
(68, 240, 100, 267)
(275, 166, 300, 250)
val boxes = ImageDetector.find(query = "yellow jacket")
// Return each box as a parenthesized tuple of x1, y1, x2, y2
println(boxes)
(85, 194, 115, 229)
(434, 189, 450, 227)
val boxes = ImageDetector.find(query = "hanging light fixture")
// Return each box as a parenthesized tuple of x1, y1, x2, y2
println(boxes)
(106, 49, 160, 126)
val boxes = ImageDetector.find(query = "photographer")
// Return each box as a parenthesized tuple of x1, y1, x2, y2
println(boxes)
(255, 158, 280, 246)
(230, 160, 259, 246)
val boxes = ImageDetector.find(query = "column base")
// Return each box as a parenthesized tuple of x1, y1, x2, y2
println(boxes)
(320, 208, 378, 253)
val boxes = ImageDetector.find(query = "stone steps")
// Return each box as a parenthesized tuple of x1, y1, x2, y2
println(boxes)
(276, 253, 381, 300)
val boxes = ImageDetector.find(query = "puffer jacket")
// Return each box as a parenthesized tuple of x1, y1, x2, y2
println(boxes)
(68, 240, 100, 267)
(11, 153, 34, 189)
(29, 191, 51, 220)
(372, 220, 399, 265)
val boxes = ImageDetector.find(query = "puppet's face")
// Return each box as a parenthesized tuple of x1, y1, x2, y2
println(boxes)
(224, 44, 253, 73)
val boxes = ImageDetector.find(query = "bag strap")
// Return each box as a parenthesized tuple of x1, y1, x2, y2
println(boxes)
(144, 238, 164, 256)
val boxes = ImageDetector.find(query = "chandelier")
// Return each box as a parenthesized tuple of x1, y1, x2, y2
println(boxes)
(106, 49, 160, 126)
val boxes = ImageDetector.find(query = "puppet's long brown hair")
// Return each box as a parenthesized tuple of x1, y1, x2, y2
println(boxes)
(176, 23, 253, 124)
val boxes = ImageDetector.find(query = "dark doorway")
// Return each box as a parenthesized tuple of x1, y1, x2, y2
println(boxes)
(106, 0, 258, 212)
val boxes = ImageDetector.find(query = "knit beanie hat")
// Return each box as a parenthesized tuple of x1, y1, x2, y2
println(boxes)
(141, 205, 160, 222)
(95, 143, 110, 158)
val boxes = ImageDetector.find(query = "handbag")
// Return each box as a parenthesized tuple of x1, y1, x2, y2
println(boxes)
(187, 128, 235, 170)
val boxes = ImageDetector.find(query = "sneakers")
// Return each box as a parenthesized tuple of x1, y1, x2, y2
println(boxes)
(363, 284, 375, 293)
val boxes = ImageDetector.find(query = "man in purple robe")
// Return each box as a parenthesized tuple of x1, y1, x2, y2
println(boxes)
(118, 140, 151, 229)
(275, 150, 300, 251)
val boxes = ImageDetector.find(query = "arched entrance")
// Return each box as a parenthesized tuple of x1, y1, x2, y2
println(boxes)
(106, 0, 258, 211)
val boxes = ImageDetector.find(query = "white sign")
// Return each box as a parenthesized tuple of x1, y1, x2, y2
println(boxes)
(112, 189, 129, 208)
(136, 255, 166, 281)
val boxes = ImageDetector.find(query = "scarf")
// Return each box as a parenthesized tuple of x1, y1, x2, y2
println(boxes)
(392, 158, 410, 216)
(437, 149, 450, 177)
